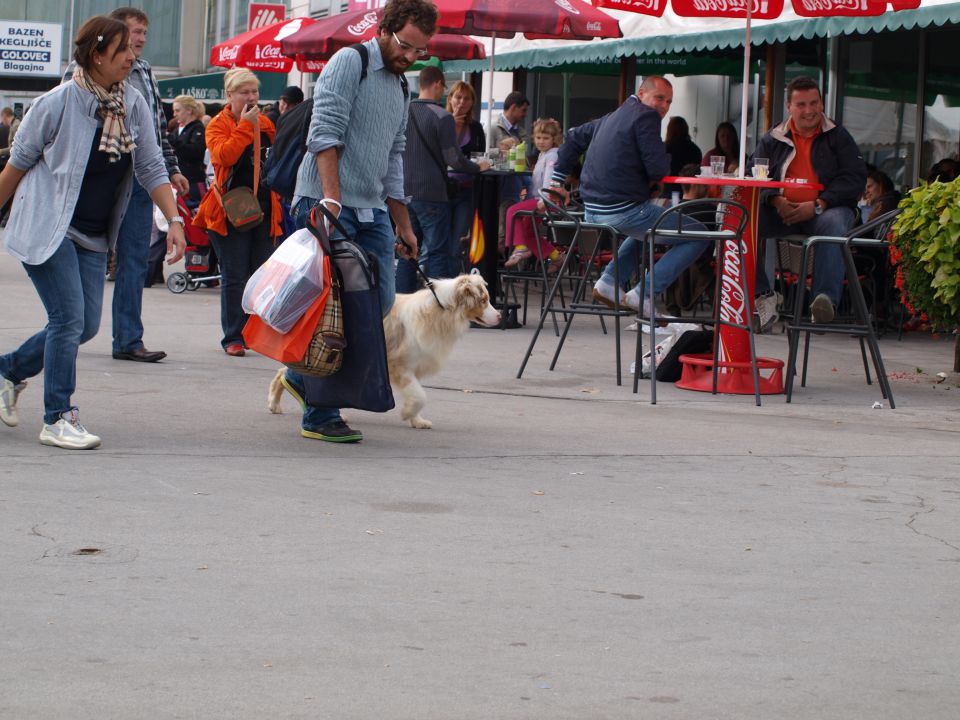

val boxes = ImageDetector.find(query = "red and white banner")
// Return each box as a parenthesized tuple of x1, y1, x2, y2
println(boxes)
(248, 2, 286, 30)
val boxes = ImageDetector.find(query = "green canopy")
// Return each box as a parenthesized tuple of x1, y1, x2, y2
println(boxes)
(157, 71, 288, 104)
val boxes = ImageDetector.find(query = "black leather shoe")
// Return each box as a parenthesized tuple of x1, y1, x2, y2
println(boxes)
(112, 348, 167, 363)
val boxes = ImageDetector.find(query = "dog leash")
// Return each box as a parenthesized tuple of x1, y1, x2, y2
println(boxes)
(396, 236, 444, 310)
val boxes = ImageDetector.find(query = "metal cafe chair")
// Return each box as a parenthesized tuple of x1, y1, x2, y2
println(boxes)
(516, 189, 635, 385)
(784, 208, 902, 408)
(632, 198, 758, 405)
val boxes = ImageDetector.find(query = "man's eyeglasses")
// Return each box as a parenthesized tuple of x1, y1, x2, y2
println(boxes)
(392, 32, 430, 58)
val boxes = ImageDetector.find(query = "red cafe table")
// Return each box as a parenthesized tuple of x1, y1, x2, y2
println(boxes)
(661, 175, 823, 395)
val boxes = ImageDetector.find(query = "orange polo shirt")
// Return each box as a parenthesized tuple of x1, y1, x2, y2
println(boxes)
(783, 119, 821, 203)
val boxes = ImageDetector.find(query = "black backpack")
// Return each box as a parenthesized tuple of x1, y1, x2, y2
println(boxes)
(262, 44, 408, 201)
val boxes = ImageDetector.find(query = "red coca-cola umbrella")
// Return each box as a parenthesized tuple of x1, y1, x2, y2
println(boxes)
(211, 16, 316, 72)
(433, 0, 623, 146)
(281, 8, 486, 74)
(592, 0, 920, 174)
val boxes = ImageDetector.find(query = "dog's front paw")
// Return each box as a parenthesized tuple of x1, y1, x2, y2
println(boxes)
(409, 415, 433, 430)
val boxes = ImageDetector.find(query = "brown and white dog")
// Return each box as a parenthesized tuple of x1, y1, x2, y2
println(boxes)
(268, 273, 501, 429)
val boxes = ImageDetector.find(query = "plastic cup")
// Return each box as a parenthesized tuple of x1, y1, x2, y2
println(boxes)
(710, 155, 726, 177)
(753, 158, 769, 180)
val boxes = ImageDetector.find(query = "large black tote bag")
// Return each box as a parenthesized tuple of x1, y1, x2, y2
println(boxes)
(302, 205, 395, 413)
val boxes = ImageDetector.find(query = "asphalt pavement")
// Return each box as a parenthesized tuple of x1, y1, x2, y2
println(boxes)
(1, 249, 958, 719)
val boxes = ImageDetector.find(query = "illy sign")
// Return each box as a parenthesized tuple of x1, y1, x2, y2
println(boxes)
(248, 2, 286, 30)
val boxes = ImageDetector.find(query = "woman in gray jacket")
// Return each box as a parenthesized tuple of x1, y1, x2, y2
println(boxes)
(0, 16, 186, 450)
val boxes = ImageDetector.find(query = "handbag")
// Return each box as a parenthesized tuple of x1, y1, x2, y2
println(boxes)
(285, 255, 346, 377)
(302, 204, 395, 413)
(409, 108, 462, 201)
(213, 116, 264, 231)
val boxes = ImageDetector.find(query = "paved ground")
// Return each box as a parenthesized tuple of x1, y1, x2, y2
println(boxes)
(1, 250, 958, 719)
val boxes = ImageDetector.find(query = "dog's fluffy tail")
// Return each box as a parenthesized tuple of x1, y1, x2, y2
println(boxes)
(267, 367, 286, 414)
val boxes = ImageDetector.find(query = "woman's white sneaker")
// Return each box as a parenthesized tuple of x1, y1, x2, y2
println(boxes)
(39, 409, 101, 449)
(1, 378, 26, 427)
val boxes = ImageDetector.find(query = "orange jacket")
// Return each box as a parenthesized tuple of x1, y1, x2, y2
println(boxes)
(193, 107, 282, 238)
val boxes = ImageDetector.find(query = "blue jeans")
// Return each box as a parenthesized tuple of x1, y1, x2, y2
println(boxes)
(112, 180, 153, 353)
(289, 199, 396, 430)
(449, 185, 474, 276)
(0, 239, 106, 424)
(588, 202, 710, 295)
(208, 221, 274, 348)
(757, 205, 856, 306)
(396, 199, 452, 293)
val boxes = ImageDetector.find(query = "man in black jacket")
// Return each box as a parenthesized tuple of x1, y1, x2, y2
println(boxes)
(752, 76, 867, 325)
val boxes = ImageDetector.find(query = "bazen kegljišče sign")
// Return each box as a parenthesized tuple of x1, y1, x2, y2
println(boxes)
(0, 20, 63, 77)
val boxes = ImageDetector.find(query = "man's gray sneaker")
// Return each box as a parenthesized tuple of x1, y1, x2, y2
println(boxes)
(753, 292, 779, 333)
(810, 293, 836, 324)
(1, 378, 26, 427)
(39, 409, 101, 450)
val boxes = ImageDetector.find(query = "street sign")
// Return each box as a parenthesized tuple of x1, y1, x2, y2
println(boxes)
(248, 2, 286, 30)
(0, 20, 62, 77)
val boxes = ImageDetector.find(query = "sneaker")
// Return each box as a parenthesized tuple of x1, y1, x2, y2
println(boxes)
(623, 288, 653, 316)
(39, 409, 101, 450)
(301, 419, 363, 443)
(753, 292, 779, 333)
(280, 371, 306, 411)
(591, 279, 627, 310)
(1, 378, 26, 427)
(810, 293, 836, 324)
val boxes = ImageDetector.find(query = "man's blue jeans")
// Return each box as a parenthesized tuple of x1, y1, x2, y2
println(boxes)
(396, 199, 452, 293)
(0, 239, 106, 424)
(588, 202, 710, 295)
(289, 199, 396, 430)
(449, 184, 474, 276)
(112, 180, 154, 353)
(756, 205, 856, 307)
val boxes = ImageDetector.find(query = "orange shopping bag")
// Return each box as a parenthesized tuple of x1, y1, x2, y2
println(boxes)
(243, 256, 331, 364)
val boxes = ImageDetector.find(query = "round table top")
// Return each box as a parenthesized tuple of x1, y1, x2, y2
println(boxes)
(663, 175, 824, 191)
(479, 169, 533, 177)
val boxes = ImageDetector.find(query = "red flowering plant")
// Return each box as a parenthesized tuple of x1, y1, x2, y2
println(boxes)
(889, 177, 960, 370)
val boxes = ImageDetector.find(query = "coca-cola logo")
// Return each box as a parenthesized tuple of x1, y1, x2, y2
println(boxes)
(218, 45, 239, 62)
(798, 0, 865, 10)
(348, 11, 379, 35)
(555, 0, 581, 15)
(690, 0, 769, 14)
(718, 236, 748, 325)
(586, 21, 602, 31)
(255, 44, 283, 59)
(629, 0, 662, 8)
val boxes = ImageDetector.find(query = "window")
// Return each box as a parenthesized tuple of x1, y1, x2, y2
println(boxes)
(921, 28, 960, 183)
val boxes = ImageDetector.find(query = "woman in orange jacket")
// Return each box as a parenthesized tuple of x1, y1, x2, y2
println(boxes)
(194, 68, 282, 356)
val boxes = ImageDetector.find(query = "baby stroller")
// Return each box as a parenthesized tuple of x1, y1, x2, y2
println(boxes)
(166, 194, 221, 293)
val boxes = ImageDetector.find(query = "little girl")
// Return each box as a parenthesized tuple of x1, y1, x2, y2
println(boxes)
(503, 118, 564, 270)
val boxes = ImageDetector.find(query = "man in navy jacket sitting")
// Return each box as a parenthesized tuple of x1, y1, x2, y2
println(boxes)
(551, 75, 709, 316)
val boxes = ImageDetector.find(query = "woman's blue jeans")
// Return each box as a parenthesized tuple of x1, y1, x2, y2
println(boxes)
(0, 239, 106, 424)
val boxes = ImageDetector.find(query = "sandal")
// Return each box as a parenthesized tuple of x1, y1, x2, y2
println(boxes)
(545, 251, 567, 274)
(504, 247, 533, 268)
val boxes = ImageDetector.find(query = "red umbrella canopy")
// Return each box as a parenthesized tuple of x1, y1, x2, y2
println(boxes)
(594, 0, 918, 18)
(435, 0, 622, 39)
(281, 9, 487, 62)
(211, 17, 315, 72)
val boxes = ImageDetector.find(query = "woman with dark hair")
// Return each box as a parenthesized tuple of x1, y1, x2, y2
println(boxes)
(701, 121, 740, 173)
(664, 116, 702, 197)
(862, 170, 900, 222)
(0, 15, 185, 449)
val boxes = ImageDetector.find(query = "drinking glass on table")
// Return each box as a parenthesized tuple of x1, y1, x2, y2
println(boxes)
(752, 157, 769, 180)
(710, 155, 726, 178)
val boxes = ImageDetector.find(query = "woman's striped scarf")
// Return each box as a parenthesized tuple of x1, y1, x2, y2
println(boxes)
(72, 66, 136, 163)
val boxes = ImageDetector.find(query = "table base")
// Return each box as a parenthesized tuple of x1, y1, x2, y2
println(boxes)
(676, 353, 785, 395)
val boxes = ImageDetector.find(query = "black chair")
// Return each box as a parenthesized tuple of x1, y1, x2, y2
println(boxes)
(784, 208, 901, 408)
(517, 189, 635, 385)
(633, 199, 759, 405)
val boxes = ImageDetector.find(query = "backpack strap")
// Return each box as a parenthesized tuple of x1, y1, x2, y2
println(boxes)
(350, 43, 408, 100)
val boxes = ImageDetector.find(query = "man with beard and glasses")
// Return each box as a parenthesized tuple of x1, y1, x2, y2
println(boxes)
(280, 0, 438, 443)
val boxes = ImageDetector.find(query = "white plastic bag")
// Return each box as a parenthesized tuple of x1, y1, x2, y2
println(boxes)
(635, 323, 702, 377)
(242, 228, 324, 333)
